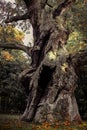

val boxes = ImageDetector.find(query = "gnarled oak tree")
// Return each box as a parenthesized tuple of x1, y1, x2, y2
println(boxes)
(0, 0, 87, 123)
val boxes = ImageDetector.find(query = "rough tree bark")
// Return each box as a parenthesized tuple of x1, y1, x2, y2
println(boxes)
(1, 0, 87, 123)
(19, 0, 82, 123)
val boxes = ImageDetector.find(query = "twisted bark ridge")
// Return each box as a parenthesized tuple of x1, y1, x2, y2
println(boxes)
(19, 0, 82, 123)
(1, 0, 86, 123)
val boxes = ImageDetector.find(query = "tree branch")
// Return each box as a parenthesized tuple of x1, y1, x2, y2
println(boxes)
(53, 0, 75, 18)
(0, 42, 41, 56)
(5, 12, 30, 23)
(0, 42, 31, 55)
(5, 1, 35, 23)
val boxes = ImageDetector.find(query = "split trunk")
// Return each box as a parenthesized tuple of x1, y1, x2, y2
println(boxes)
(20, 0, 82, 123)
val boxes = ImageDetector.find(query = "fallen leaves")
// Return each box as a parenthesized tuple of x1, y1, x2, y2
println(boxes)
(0, 116, 87, 130)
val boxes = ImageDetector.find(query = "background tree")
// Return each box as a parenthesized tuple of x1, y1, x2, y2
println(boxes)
(0, 0, 87, 123)
(0, 56, 27, 114)
(0, 25, 28, 114)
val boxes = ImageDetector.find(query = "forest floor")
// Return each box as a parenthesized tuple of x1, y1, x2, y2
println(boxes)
(0, 114, 87, 130)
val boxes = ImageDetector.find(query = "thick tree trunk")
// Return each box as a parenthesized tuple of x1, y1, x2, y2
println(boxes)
(0, 0, 86, 123)
(20, 0, 82, 123)
(21, 52, 82, 123)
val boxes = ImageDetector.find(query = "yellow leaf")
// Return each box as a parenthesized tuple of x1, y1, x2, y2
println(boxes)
(2, 51, 14, 61)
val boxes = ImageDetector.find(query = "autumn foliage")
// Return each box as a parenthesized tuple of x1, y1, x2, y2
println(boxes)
(0, 25, 24, 43)
(0, 115, 87, 130)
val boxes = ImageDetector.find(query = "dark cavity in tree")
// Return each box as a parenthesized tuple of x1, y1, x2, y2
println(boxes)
(38, 66, 55, 90)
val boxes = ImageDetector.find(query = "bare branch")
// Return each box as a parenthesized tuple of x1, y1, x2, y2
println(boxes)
(0, 42, 31, 55)
(5, 12, 30, 23)
(53, 0, 75, 18)
(0, 42, 41, 57)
